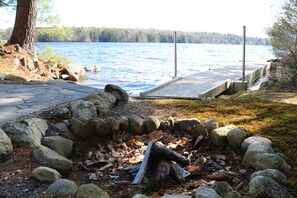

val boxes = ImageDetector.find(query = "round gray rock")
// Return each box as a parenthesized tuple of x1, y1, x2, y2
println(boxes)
(132, 194, 149, 198)
(1, 118, 48, 148)
(42, 136, 73, 158)
(195, 186, 221, 198)
(104, 84, 129, 105)
(91, 118, 110, 135)
(129, 115, 145, 134)
(52, 122, 74, 140)
(250, 169, 287, 185)
(119, 116, 129, 131)
(75, 183, 110, 198)
(32, 145, 73, 175)
(175, 118, 204, 136)
(241, 136, 272, 154)
(210, 125, 236, 146)
(106, 117, 120, 133)
(242, 143, 274, 168)
(226, 128, 247, 149)
(39, 107, 71, 120)
(0, 129, 13, 161)
(249, 176, 291, 198)
(85, 90, 117, 115)
(69, 118, 94, 139)
(47, 179, 78, 195)
(70, 100, 97, 120)
(145, 116, 160, 133)
(254, 153, 291, 173)
(212, 181, 240, 198)
(203, 119, 219, 136)
(32, 166, 61, 183)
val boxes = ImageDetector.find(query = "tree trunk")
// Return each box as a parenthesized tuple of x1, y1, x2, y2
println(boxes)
(8, 0, 37, 54)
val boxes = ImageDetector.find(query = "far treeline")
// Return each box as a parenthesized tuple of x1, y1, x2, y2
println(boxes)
(0, 27, 270, 45)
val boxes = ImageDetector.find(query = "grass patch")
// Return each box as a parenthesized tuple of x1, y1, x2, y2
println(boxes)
(150, 97, 297, 196)
(38, 44, 72, 68)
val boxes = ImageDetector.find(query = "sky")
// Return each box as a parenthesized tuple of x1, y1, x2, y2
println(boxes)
(1, 0, 282, 37)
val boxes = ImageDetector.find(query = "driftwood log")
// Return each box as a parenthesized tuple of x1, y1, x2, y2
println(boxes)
(132, 141, 190, 185)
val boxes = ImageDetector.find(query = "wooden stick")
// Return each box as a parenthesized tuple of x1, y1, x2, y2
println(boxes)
(132, 141, 154, 185)
(153, 142, 190, 166)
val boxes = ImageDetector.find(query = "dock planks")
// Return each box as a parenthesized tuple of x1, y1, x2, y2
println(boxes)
(140, 62, 271, 99)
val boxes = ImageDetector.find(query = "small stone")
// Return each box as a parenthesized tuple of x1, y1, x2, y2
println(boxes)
(212, 181, 240, 198)
(210, 125, 236, 146)
(226, 128, 247, 149)
(106, 117, 120, 133)
(241, 136, 272, 154)
(91, 118, 110, 136)
(47, 179, 78, 195)
(119, 116, 129, 131)
(145, 116, 160, 133)
(70, 100, 97, 120)
(195, 186, 221, 198)
(128, 115, 145, 134)
(75, 183, 110, 198)
(32, 166, 61, 183)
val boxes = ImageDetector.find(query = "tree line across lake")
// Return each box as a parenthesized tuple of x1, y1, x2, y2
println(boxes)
(0, 27, 269, 45)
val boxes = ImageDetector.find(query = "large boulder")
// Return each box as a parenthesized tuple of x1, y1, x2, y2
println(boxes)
(0, 129, 13, 161)
(42, 136, 73, 158)
(128, 115, 145, 134)
(32, 166, 61, 183)
(47, 179, 78, 196)
(242, 143, 274, 168)
(241, 136, 272, 154)
(39, 107, 71, 120)
(212, 181, 240, 198)
(2, 118, 48, 147)
(32, 145, 73, 175)
(226, 128, 247, 149)
(70, 100, 97, 120)
(85, 90, 117, 115)
(249, 176, 292, 198)
(69, 118, 94, 139)
(75, 183, 110, 198)
(91, 118, 111, 136)
(65, 63, 86, 81)
(145, 116, 160, 133)
(104, 84, 129, 105)
(195, 186, 221, 198)
(210, 125, 236, 146)
(250, 169, 287, 185)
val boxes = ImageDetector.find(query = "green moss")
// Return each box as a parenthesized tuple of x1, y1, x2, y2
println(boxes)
(152, 96, 297, 197)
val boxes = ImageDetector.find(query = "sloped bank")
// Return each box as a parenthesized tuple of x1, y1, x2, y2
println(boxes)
(0, 84, 294, 197)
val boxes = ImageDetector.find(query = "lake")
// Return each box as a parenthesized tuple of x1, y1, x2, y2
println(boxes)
(36, 42, 274, 96)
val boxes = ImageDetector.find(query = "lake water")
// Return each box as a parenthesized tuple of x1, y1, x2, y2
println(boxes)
(36, 42, 274, 96)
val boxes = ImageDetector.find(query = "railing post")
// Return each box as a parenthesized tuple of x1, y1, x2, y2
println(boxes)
(242, 26, 246, 82)
(174, 31, 177, 78)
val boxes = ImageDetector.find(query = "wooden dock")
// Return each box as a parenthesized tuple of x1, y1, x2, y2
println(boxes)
(140, 62, 273, 99)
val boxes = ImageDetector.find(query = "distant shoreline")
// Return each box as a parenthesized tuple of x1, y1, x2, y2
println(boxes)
(0, 27, 270, 45)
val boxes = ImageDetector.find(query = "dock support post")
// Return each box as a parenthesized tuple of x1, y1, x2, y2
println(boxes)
(174, 31, 177, 78)
(242, 26, 246, 82)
